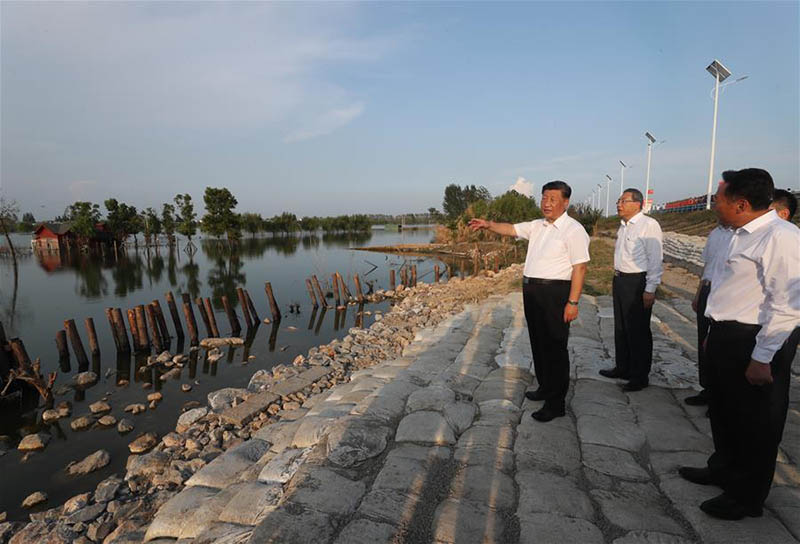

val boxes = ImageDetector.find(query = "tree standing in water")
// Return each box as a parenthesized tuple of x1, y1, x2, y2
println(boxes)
(174, 193, 197, 254)
(162, 203, 177, 246)
(202, 187, 240, 246)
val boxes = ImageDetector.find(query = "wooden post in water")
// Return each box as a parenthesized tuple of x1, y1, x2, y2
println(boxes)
(152, 300, 171, 342)
(146, 303, 164, 353)
(353, 273, 365, 303)
(337, 272, 352, 301)
(400, 267, 407, 287)
(64, 319, 90, 368)
(84, 317, 100, 357)
(311, 275, 328, 309)
(221, 295, 241, 335)
(245, 290, 260, 323)
(434, 265, 440, 283)
(55, 330, 70, 363)
(105, 308, 122, 352)
(331, 274, 341, 307)
(127, 309, 141, 351)
(195, 297, 213, 338)
(204, 298, 221, 337)
(165, 292, 184, 339)
(181, 294, 199, 346)
(134, 305, 150, 351)
(411, 266, 417, 287)
(305, 279, 318, 308)
(236, 288, 253, 329)
(264, 282, 281, 322)
(390, 269, 396, 290)
(9, 338, 32, 368)
(113, 308, 131, 352)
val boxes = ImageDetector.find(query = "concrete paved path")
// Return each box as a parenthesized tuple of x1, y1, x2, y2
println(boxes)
(143, 292, 800, 543)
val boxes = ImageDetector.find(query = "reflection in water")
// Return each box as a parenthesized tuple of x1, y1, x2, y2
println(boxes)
(207, 253, 246, 311)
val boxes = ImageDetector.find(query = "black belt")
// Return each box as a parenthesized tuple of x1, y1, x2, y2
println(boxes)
(523, 277, 570, 285)
(613, 270, 646, 277)
(701, 279, 711, 287)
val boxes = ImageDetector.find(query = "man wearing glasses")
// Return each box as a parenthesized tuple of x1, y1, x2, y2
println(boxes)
(599, 188, 663, 391)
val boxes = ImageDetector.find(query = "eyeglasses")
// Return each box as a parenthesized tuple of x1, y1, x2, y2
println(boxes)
(616, 199, 637, 204)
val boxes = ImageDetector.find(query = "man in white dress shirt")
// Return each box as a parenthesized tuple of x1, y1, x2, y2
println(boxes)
(599, 188, 663, 391)
(468, 181, 590, 422)
(685, 220, 733, 406)
(679, 168, 800, 520)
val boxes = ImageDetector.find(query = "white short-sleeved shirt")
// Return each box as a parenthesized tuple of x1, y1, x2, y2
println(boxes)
(514, 212, 590, 280)
(613, 212, 663, 293)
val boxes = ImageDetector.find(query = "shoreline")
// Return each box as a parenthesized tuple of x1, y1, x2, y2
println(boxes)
(1, 264, 522, 542)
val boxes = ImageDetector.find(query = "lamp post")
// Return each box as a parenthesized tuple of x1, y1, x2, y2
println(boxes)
(604, 175, 613, 217)
(597, 183, 603, 213)
(619, 160, 628, 196)
(704, 59, 732, 210)
(644, 132, 657, 213)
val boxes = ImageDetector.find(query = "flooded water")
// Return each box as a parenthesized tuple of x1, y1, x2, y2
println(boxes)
(0, 228, 471, 520)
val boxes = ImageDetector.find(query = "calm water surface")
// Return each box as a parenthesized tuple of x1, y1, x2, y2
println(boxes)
(0, 228, 469, 520)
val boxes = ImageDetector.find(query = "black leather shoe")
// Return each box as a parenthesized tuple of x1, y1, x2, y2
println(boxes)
(700, 493, 762, 520)
(525, 389, 546, 401)
(678, 466, 719, 486)
(622, 380, 648, 392)
(684, 390, 710, 406)
(531, 405, 565, 422)
(599, 367, 630, 379)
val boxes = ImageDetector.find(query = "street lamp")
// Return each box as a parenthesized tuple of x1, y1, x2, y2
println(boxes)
(604, 174, 613, 217)
(619, 160, 628, 196)
(704, 59, 732, 210)
(644, 132, 657, 213)
(597, 183, 603, 213)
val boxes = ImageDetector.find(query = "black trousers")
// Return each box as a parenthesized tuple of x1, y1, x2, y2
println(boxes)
(706, 322, 800, 510)
(522, 279, 571, 408)
(612, 272, 653, 383)
(695, 282, 712, 390)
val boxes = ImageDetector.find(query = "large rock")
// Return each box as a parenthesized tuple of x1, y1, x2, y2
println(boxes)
(395, 411, 456, 445)
(89, 401, 111, 414)
(200, 337, 244, 349)
(258, 448, 310, 484)
(248, 506, 336, 544)
(326, 417, 392, 467)
(74, 371, 98, 387)
(518, 513, 604, 544)
(66, 449, 110, 475)
(22, 491, 47, 508)
(218, 481, 283, 526)
(128, 432, 158, 454)
(94, 477, 122, 502)
(70, 415, 94, 431)
(176, 407, 208, 431)
(18, 433, 50, 451)
(125, 450, 171, 478)
(208, 388, 248, 412)
(186, 439, 270, 489)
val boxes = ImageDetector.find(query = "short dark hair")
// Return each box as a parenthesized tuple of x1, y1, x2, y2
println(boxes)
(623, 188, 644, 206)
(541, 180, 571, 199)
(720, 168, 773, 211)
(773, 189, 798, 220)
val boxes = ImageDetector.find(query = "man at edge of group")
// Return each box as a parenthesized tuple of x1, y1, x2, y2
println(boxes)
(679, 168, 800, 521)
(468, 180, 589, 422)
(685, 212, 733, 407)
(770, 188, 798, 222)
(599, 188, 663, 392)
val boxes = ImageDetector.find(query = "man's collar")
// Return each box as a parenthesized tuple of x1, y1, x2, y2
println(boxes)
(737, 209, 777, 234)
(620, 211, 644, 226)
(547, 211, 569, 229)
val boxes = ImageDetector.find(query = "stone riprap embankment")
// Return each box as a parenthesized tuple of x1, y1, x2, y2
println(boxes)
(662, 232, 706, 270)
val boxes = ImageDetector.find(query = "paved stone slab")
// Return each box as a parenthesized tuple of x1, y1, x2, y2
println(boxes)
(406, 385, 456, 413)
(186, 439, 270, 489)
(271, 376, 312, 398)
(193, 522, 254, 544)
(613, 530, 695, 544)
(577, 414, 647, 452)
(218, 481, 283, 526)
(372, 455, 434, 495)
(638, 413, 713, 453)
(283, 467, 366, 517)
(145, 486, 219, 540)
(443, 401, 477, 435)
(582, 444, 651, 481)
(516, 470, 594, 520)
(518, 513, 604, 544)
(291, 416, 338, 448)
(334, 519, 398, 544)
(221, 391, 280, 426)
(252, 420, 302, 453)
(247, 507, 335, 544)
(449, 466, 516, 510)
(515, 422, 581, 475)
(591, 482, 686, 535)
(351, 380, 419, 423)
(473, 377, 528, 407)
(457, 424, 514, 450)
(299, 365, 334, 383)
(431, 498, 505, 544)
(258, 447, 310, 484)
(396, 411, 456, 445)
(454, 445, 514, 474)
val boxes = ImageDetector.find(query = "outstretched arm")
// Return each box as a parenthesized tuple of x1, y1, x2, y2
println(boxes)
(467, 219, 518, 237)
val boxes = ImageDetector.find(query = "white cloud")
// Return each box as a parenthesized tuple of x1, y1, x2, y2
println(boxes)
(284, 102, 365, 143)
(508, 176, 533, 197)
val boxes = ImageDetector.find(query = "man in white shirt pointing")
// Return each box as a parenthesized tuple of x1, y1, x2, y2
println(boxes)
(599, 188, 663, 391)
(679, 168, 800, 520)
(469, 181, 590, 422)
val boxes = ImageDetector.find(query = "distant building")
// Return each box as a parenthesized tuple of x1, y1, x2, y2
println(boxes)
(31, 222, 112, 252)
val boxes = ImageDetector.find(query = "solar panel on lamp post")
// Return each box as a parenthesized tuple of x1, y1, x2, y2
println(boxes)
(644, 132, 657, 213)
(705, 59, 731, 210)
(619, 160, 628, 196)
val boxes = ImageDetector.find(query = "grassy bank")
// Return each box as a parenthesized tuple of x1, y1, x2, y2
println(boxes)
(594, 209, 719, 237)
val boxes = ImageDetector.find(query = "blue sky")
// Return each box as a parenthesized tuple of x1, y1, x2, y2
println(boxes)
(1, 1, 798, 218)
